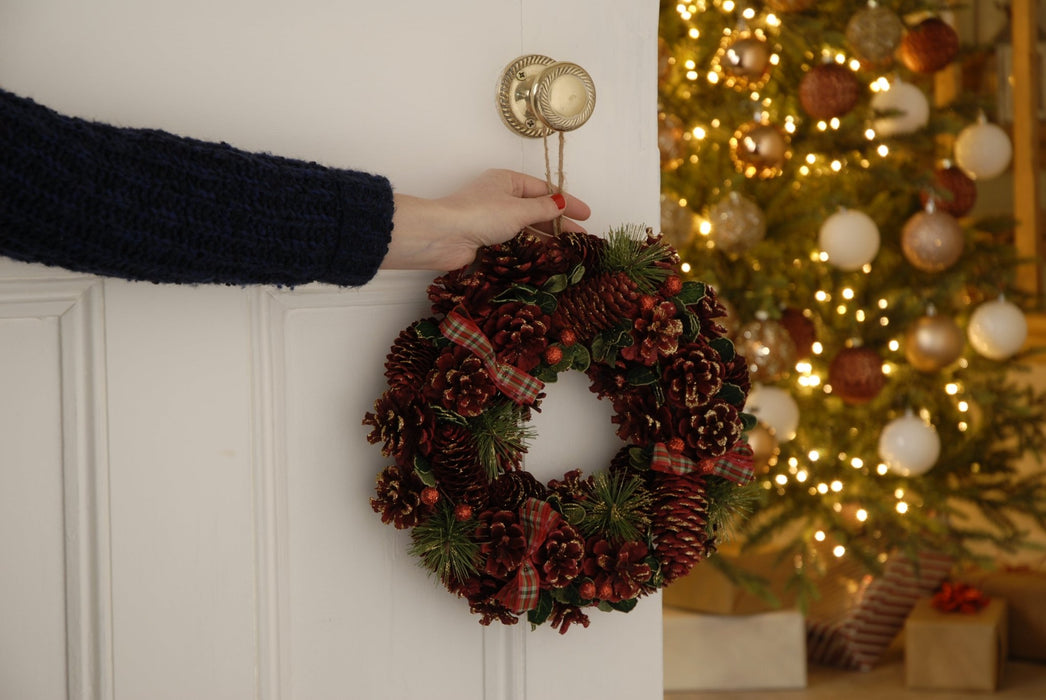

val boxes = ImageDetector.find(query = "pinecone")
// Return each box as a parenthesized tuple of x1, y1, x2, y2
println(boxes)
(475, 510, 528, 579)
(581, 538, 653, 603)
(611, 390, 672, 445)
(620, 301, 683, 366)
(429, 347, 498, 418)
(489, 470, 548, 510)
(451, 574, 520, 626)
(691, 284, 731, 339)
(547, 468, 592, 502)
(549, 602, 590, 634)
(430, 423, 488, 509)
(370, 464, 431, 529)
(481, 302, 552, 372)
(650, 471, 715, 583)
(363, 389, 436, 459)
(535, 522, 585, 587)
(558, 230, 608, 270)
(676, 401, 742, 459)
(663, 342, 726, 410)
(551, 271, 640, 343)
(476, 232, 571, 287)
(384, 324, 440, 391)
(427, 268, 496, 318)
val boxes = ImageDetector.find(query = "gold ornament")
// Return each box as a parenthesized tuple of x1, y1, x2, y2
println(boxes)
(747, 423, 780, 474)
(765, 0, 815, 12)
(736, 318, 797, 382)
(901, 209, 965, 273)
(905, 312, 965, 372)
(845, 4, 904, 65)
(708, 192, 766, 255)
(660, 195, 697, 250)
(730, 120, 789, 179)
(711, 30, 772, 91)
(658, 112, 686, 170)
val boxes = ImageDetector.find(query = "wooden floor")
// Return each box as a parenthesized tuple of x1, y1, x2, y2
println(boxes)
(666, 648, 1046, 699)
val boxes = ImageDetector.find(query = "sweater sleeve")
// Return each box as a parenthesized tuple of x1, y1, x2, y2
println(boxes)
(0, 87, 394, 286)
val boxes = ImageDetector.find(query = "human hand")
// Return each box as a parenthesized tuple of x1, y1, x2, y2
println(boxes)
(382, 169, 590, 271)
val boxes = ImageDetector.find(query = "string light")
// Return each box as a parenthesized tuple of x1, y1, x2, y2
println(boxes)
(856, 509, 868, 522)
(833, 545, 846, 557)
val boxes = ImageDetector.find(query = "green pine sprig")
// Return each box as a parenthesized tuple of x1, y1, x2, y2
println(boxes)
(408, 502, 479, 585)
(580, 471, 655, 543)
(469, 401, 535, 479)
(602, 224, 673, 293)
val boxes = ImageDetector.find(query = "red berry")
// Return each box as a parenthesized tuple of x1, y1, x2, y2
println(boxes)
(598, 582, 614, 600)
(578, 580, 597, 600)
(420, 487, 440, 506)
(667, 437, 686, 454)
(639, 295, 657, 312)
(661, 275, 683, 297)
(544, 345, 564, 365)
(559, 328, 577, 347)
(454, 503, 473, 521)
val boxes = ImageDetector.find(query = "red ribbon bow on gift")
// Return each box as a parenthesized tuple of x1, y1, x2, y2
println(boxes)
(651, 440, 755, 486)
(439, 306, 544, 406)
(932, 582, 991, 614)
(495, 497, 562, 613)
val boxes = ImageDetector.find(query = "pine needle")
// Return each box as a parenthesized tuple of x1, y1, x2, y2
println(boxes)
(580, 471, 655, 543)
(409, 503, 480, 584)
(469, 402, 535, 479)
(602, 225, 673, 293)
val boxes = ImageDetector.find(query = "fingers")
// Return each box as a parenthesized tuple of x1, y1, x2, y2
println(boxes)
(499, 168, 591, 222)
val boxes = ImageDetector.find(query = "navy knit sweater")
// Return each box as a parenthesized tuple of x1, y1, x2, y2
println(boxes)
(0, 88, 394, 286)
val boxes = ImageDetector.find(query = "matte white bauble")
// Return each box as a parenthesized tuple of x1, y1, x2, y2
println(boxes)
(878, 411, 940, 476)
(954, 119, 1013, 180)
(744, 384, 799, 443)
(967, 297, 1027, 360)
(871, 80, 929, 136)
(819, 208, 881, 270)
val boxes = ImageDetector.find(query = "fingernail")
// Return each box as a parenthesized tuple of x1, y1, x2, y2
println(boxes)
(551, 193, 566, 210)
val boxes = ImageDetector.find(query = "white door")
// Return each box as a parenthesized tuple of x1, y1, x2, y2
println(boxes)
(0, 2, 661, 698)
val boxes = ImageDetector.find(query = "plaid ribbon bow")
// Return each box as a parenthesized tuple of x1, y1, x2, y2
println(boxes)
(439, 307, 544, 406)
(495, 497, 562, 613)
(651, 440, 755, 486)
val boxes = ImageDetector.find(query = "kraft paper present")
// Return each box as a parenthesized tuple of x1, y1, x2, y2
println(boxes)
(904, 597, 1008, 692)
(958, 568, 1046, 662)
(662, 549, 801, 615)
(663, 607, 807, 691)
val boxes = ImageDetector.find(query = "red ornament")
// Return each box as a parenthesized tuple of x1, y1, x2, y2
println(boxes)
(420, 486, 440, 506)
(779, 308, 816, 359)
(899, 18, 959, 74)
(828, 346, 886, 404)
(799, 63, 862, 119)
(920, 165, 977, 217)
(544, 345, 564, 365)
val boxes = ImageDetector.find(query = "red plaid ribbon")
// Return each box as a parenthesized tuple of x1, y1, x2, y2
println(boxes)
(495, 497, 562, 613)
(651, 440, 755, 485)
(932, 582, 991, 614)
(439, 307, 544, 406)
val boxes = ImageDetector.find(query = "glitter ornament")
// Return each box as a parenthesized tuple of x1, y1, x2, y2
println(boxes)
(901, 208, 964, 273)
(712, 31, 772, 90)
(919, 165, 977, 217)
(846, 4, 904, 65)
(736, 318, 797, 383)
(765, 0, 815, 12)
(660, 195, 696, 250)
(659, 112, 686, 170)
(905, 311, 965, 372)
(819, 208, 881, 271)
(747, 422, 780, 474)
(708, 192, 766, 255)
(871, 79, 929, 136)
(828, 346, 886, 405)
(968, 297, 1028, 360)
(955, 117, 1013, 180)
(744, 384, 799, 442)
(730, 120, 790, 178)
(780, 308, 816, 359)
(878, 410, 940, 476)
(899, 17, 960, 74)
(799, 63, 862, 119)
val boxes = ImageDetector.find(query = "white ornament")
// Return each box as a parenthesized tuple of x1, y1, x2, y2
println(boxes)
(967, 297, 1027, 360)
(744, 384, 799, 443)
(955, 117, 1013, 180)
(819, 208, 881, 270)
(878, 411, 940, 476)
(871, 79, 929, 136)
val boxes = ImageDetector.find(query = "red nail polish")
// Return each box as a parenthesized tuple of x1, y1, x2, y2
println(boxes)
(551, 193, 566, 210)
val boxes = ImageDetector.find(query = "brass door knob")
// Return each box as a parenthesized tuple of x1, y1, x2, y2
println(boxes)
(497, 55, 596, 137)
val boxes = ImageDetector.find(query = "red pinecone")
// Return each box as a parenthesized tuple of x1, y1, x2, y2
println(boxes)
(552, 271, 641, 343)
(663, 342, 726, 410)
(691, 283, 732, 339)
(429, 347, 498, 417)
(535, 522, 585, 588)
(370, 464, 431, 529)
(611, 390, 673, 445)
(363, 389, 436, 459)
(481, 301, 551, 372)
(650, 471, 715, 583)
(621, 301, 684, 366)
(430, 423, 488, 508)
(581, 538, 653, 603)
(476, 232, 571, 287)
(549, 602, 591, 634)
(558, 230, 608, 270)
(428, 267, 493, 318)
(676, 402, 742, 459)
(547, 468, 592, 502)
(476, 510, 528, 579)
(489, 471, 548, 510)
(384, 323, 440, 390)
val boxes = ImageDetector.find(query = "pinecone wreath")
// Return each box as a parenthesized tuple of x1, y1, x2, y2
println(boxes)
(364, 226, 757, 632)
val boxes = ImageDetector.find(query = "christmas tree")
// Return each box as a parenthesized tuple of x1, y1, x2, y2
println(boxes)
(658, 0, 1046, 598)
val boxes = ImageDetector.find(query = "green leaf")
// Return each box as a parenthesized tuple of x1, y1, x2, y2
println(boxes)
(568, 344, 591, 372)
(542, 274, 569, 294)
(413, 454, 436, 487)
(678, 307, 701, 340)
(626, 365, 660, 387)
(536, 291, 559, 314)
(414, 318, 442, 341)
(740, 411, 758, 432)
(533, 365, 559, 383)
(716, 383, 746, 408)
(431, 405, 468, 426)
(675, 280, 706, 305)
(568, 264, 586, 285)
(528, 590, 554, 628)
(610, 597, 638, 613)
(492, 284, 539, 305)
(710, 336, 736, 363)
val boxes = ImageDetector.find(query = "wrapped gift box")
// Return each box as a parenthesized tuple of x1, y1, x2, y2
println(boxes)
(958, 568, 1046, 662)
(904, 597, 1008, 691)
(663, 607, 807, 691)
(662, 549, 799, 615)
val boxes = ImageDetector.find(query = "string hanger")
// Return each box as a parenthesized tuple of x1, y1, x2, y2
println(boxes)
(543, 130, 567, 236)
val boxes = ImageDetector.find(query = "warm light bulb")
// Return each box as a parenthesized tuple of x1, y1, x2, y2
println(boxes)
(856, 509, 868, 522)
(833, 545, 846, 558)
(775, 474, 788, 486)
(896, 501, 909, 514)
(851, 457, 864, 469)
(814, 530, 826, 542)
